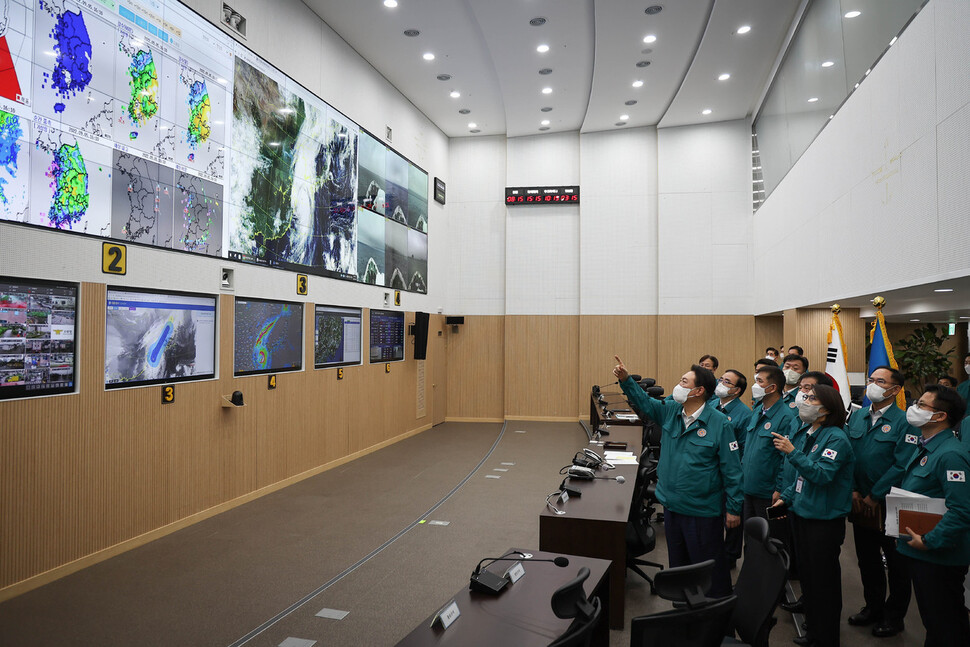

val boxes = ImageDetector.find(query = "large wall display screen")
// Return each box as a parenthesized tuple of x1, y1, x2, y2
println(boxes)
(314, 304, 361, 369)
(368, 308, 404, 363)
(0, 0, 428, 293)
(105, 287, 216, 389)
(0, 275, 78, 399)
(233, 298, 303, 377)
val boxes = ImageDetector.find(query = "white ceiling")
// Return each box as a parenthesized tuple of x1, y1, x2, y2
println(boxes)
(799, 276, 970, 325)
(302, 0, 802, 138)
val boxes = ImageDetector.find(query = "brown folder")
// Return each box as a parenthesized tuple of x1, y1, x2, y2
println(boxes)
(898, 509, 943, 536)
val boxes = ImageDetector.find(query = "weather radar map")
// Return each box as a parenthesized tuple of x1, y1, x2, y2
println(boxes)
(233, 298, 303, 376)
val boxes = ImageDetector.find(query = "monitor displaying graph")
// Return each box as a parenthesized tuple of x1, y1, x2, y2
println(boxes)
(314, 304, 362, 369)
(233, 298, 303, 377)
(105, 287, 216, 389)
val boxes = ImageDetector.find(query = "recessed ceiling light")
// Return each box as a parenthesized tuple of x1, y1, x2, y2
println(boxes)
(541, 87, 553, 94)
(935, 288, 954, 292)
(736, 25, 751, 35)
(541, 119, 550, 126)
(459, 109, 470, 114)
(450, 90, 460, 98)
(829, 115, 834, 119)
(383, 0, 397, 7)
(403, 29, 420, 37)
(807, 97, 819, 103)
(718, 73, 730, 81)
(620, 114, 629, 121)
(821, 61, 834, 68)
(423, 52, 435, 61)
(889, 36, 897, 46)
(910, 319, 920, 322)
(537, 44, 550, 53)
(844, 10, 861, 18)
(643, 34, 657, 44)
(632, 80, 644, 88)
(702, 108, 712, 115)
(468, 122, 477, 128)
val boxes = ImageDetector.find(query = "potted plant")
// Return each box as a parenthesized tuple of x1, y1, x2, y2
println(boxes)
(894, 323, 954, 394)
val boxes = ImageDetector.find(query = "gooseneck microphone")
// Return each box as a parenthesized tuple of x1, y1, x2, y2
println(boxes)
(470, 552, 570, 594)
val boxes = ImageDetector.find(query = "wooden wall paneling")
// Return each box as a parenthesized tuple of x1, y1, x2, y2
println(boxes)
(577, 316, 659, 418)
(504, 316, 579, 419)
(783, 308, 865, 376)
(445, 315, 505, 421)
(656, 316, 756, 392)
(755, 315, 784, 363)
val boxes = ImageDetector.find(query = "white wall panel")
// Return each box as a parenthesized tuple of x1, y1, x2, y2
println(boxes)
(937, 102, 970, 274)
(936, 0, 970, 122)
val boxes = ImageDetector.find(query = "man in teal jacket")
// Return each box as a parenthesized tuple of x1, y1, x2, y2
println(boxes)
(958, 353, 970, 408)
(614, 355, 742, 597)
(742, 366, 796, 524)
(845, 366, 917, 636)
(712, 369, 751, 566)
(897, 385, 970, 646)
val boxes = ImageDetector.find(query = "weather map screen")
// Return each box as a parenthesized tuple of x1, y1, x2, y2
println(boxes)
(0, 0, 429, 292)
(104, 287, 216, 389)
(368, 308, 404, 363)
(0, 275, 78, 400)
(314, 304, 361, 369)
(233, 298, 303, 377)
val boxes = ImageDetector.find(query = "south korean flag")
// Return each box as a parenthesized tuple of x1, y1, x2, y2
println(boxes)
(946, 470, 966, 483)
(821, 448, 838, 461)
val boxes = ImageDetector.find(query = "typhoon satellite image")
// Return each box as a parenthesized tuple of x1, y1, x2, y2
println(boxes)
(105, 306, 201, 385)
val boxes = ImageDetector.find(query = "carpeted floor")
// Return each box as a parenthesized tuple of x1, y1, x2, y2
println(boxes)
(0, 421, 929, 646)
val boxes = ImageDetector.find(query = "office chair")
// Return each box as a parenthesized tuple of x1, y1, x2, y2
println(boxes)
(722, 517, 790, 647)
(547, 566, 603, 647)
(626, 447, 663, 592)
(630, 559, 737, 647)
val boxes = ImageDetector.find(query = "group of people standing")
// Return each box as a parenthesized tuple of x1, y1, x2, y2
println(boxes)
(612, 348, 970, 647)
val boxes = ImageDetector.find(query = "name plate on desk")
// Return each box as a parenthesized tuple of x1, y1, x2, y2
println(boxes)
(430, 600, 460, 630)
(505, 561, 526, 584)
(559, 491, 569, 504)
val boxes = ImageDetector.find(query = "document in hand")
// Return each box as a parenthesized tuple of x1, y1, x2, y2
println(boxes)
(884, 486, 947, 538)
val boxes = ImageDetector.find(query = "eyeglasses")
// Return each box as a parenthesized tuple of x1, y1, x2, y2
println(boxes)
(915, 400, 941, 412)
(718, 378, 735, 387)
(803, 394, 819, 403)
(866, 377, 898, 387)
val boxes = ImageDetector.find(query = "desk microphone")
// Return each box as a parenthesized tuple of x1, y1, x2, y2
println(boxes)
(594, 375, 641, 393)
(470, 552, 569, 594)
(566, 465, 625, 483)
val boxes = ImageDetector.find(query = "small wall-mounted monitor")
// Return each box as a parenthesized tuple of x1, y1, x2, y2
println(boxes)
(369, 309, 404, 363)
(0, 276, 79, 400)
(233, 298, 304, 377)
(105, 287, 217, 389)
(315, 304, 362, 369)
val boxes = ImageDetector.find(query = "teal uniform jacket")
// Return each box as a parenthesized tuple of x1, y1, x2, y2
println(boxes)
(958, 379, 969, 406)
(742, 398, 797, 498)
(961, 417, 970, 449)
(710, 396, 752, 457)
(896, 431, 970, 566)
(847, 404, 919, 500)
(779, 418, 811, 493)
(781, 425, 855, 520)
(782, 387, 800, 408)
(621, 377, 742, 517)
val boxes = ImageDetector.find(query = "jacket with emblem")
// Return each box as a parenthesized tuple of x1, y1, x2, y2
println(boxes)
(742, 398, 797, 498)
(846, 403, 918, 500)
(781, 424, 855, 520)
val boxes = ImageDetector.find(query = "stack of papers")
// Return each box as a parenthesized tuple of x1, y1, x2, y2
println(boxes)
(604, 451, 638, 465)
(884, 487, 947, 538)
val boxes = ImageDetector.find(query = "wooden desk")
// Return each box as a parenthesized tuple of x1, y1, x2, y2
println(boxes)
(539, 426, 642, 630)
(589, 391, 640, 429)
(393, 548, 611, 647)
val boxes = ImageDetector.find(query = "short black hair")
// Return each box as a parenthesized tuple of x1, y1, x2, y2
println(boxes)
(756, 365, 786, 391)
(870, 365, 905, 386)
(782, 353, 808, 371)
(798, 371, 833, 387)
(923, 384, 966, 427)
(723, 369, 747, 397)
(691, 364, 717, 400)
(812, 384, 847, 428)
(938, 376, 958, 388)
(788, 345, 804, 356)
(698, 354, 719, 370)
(754, 357, 778, 368)
(964, 352, 970, 361)
(766, 347, 779, 355)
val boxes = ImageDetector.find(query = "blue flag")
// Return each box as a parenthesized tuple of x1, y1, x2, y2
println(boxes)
(864, 310, 904, 409)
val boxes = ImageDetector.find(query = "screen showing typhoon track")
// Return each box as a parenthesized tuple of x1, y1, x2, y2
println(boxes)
(104, 287, 216, 388)
(0, 0, 428, 292)
(233, 297, 303, 376)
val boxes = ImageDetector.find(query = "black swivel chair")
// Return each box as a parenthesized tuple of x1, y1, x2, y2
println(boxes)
(722, 517, 790, 647)
(626, 446, 664, 592)
(630, 560, 737, 647)
(547, 566, 603, 647)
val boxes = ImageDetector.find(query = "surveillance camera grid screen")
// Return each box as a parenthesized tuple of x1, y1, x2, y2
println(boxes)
(314, 304, 362, 369)
(233, 298, 304, 376)
(0, 275, 78, 400)
(369, 308, 404, 363)
(104, 287, 216, 389)
(0, 0, 427, 292)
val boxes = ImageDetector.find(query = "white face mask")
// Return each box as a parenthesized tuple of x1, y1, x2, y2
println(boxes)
(714, 382, 732, 399)
(866, 382, 892, 403)
(751, 383, 766, 400)
(795, 390, 808, 406)
(965, 364, 970, 376)
(906, 405, 936, 428)
(672, 384, 694, 404)
(797, 400, 823, 423)
(783, 368, 801, 385)
(765, 355, 775, 361)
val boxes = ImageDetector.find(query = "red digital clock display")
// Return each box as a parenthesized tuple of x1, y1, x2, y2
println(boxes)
(505, 185, 580, 206)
